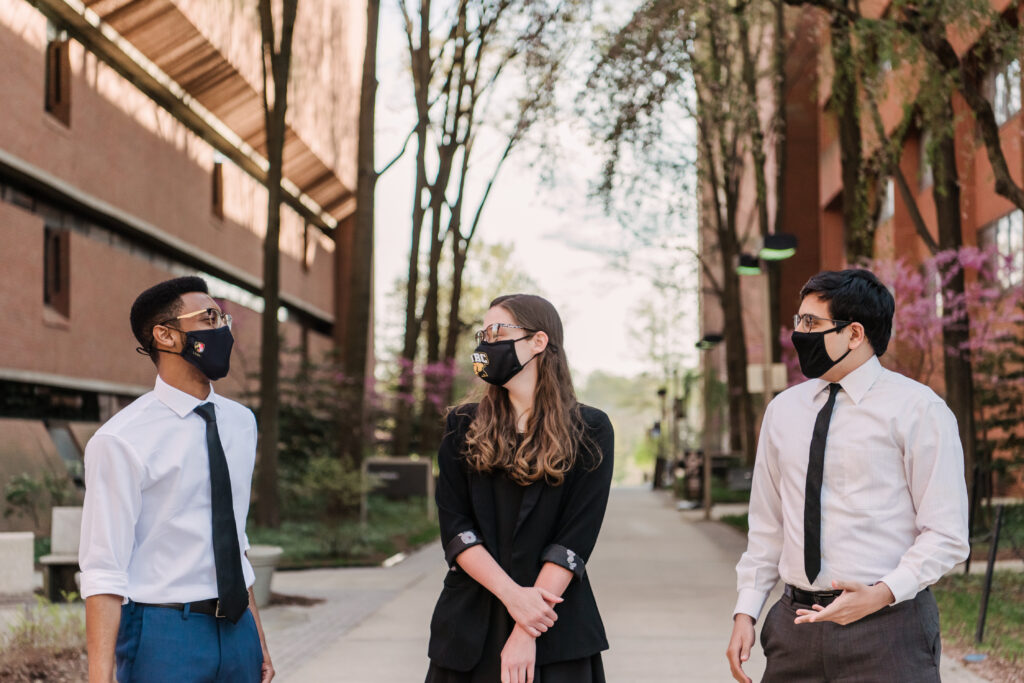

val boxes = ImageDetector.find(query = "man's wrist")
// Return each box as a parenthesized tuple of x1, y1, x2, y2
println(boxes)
(733, 612, 755, 625)
(873, 582, 895, 607)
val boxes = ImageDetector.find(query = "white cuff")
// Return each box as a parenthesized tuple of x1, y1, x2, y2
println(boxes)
(879, 566, 919, 605)
(733, 588, 770, 622)
(79, 569, 129, 599)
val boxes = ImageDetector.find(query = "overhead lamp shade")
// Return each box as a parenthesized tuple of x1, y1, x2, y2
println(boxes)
(695, 333, 724, 351)
(759, 233, 798, 261)
(736, 253, 762, 276)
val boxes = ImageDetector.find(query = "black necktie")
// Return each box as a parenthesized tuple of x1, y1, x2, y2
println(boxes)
(194, 402, 248, 623)
(804, 383, 841, 585)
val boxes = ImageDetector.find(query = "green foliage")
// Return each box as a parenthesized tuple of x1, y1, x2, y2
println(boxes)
(3, 471, 79, 529)
(720, 513, 749, 535)
(3, 474, 43, 527)
(247, 496, 439, 567)
(249, 347, 367, 522)
(1, 593, 85, 654)
(933, 571, 1024, 666)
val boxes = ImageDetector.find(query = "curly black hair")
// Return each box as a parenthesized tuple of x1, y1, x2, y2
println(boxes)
(130, 276, 209, 363)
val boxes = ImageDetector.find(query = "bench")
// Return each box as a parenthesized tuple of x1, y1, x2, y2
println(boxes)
(38, 506, 82, 601)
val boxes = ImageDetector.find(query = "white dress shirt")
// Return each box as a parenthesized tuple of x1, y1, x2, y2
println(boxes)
(735, 355, 969, 620)
(79, 375, 257, 603)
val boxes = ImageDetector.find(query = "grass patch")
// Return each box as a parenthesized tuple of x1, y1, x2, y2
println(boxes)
(720, 513, 749, 534)
(247, 495, 440, 569)
(932, 571, 1024, 667)
(32, 537, 50, 564)
(0, 594, 87, 682)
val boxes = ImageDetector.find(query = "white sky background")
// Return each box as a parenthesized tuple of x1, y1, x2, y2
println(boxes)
(371, 1, 700, 381)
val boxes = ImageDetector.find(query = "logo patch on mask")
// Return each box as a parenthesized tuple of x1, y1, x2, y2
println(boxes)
(193, 341, 206, 355)
(471, 351, 489, 378)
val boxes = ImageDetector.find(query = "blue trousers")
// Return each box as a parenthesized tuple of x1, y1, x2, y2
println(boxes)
(115, 601, 263, 682)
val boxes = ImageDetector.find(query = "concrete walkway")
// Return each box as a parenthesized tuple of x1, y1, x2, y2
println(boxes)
(262, 487, 989, 682)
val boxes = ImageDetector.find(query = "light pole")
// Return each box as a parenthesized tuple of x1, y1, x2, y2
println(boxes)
(695, 333, 723, 519)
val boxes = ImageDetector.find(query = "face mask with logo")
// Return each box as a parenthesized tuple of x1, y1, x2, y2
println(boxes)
(471, 335, 538, 386)
(790, 324, 852, 379)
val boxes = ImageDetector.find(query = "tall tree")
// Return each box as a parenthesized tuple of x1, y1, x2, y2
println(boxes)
(392, 0, 587, 455)
(255, 0, 299, 528)
(585, 0, 784, 464)
(338, 0, 381, 466)
(786, 0, 1024, 496)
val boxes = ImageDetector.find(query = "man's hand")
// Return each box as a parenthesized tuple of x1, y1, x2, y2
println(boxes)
(501, 585, 562, 638)
(726, 613, 755, 683)
(501, 624, 537, 683)
(260, 652, 275, 683)
(794, 581, 894, 626)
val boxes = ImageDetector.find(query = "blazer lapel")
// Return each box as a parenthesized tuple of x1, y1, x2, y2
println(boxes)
(513, 481, 543, 540)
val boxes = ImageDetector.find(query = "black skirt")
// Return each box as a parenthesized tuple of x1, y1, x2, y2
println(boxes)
(426, 472, 606, 683)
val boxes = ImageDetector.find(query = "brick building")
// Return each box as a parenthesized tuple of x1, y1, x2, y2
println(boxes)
(698, 2, 1024, 494)
(0, 0, 365, 530)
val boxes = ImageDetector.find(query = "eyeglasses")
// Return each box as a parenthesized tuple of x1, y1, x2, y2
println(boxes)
(474, 322, 535, 344)
(159, 307, 233, 330)
(793, 313, 852, 332)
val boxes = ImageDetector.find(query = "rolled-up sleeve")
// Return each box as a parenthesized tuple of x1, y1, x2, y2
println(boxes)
(541, 411, 614, 581)
(436, 409, 484, 568)
(880, 400, 970, 604)
(79, 433, 144, 599)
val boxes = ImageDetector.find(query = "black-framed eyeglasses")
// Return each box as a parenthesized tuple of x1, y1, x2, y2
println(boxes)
(793, 313, 852, 332)
(158, 307, 233, 330)
(474, 322, 536, 344)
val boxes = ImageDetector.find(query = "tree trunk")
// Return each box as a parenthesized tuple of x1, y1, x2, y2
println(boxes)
(339, 0, 379, 465)
(719, 226, 757, 465)
(255, 0, 298, 529)
(932, 97, 977, 501)
(829, 12, 872, 261)
(392, 3, 433, 456)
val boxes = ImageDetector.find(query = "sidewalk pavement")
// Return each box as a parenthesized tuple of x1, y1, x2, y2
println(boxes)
(262, 487, 989, 682)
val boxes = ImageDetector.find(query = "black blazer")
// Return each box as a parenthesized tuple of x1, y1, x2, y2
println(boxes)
(427, 403, 615, 671)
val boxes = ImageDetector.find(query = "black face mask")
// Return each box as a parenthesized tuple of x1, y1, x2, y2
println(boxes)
(471, 336, 537, 386)
(791, 325, 852, 379)
(143, 326, 233, 381)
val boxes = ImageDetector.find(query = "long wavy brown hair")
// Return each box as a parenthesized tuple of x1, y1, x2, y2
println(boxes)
(460, 294, 597, 486)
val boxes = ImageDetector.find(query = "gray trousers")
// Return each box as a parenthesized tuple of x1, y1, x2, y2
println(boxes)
(760, 588, 942, 683)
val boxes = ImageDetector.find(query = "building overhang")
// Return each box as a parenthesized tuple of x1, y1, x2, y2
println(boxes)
(28, 0, 355, 231)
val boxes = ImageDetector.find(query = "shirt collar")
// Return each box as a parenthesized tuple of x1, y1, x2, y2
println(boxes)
(154, 374, 217, 418)
(815, 355, 883, 405)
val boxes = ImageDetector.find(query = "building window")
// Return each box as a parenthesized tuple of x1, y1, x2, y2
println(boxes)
(878, 177, 895, 224)
(43, 226, 71, 316)
(211, 154, 224, 219)
(988, 59, 1022, 127)
(44, 24, 71, 126)
(980, 210, 1024, 288)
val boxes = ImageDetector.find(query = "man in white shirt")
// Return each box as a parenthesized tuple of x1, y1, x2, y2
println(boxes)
(726, 269, 969, 683)
(80, 276, 274, 682)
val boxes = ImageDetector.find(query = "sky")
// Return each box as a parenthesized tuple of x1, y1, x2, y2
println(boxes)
(371, 3, 699, 381)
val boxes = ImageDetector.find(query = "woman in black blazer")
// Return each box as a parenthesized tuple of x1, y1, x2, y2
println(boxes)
(426, 294, 614, 683)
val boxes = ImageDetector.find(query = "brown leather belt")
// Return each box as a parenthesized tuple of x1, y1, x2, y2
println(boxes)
(785, 584, 842, 607)
(135, 598, 225, 618)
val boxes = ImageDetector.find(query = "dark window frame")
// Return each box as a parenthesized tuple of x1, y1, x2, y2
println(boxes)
(45, 36, 71, 126)
(44, 226, 71, 317)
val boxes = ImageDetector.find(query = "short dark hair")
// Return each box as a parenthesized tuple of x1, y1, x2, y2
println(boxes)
(130, 276, 209, 363)
(799, 269, 895, 356)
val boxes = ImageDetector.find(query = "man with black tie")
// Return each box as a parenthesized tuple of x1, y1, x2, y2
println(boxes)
(80, 276, 274, 682)
(726, 269, 969, 683)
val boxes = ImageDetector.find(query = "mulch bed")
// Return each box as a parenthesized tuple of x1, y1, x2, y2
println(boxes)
(0, 648, 88, 682)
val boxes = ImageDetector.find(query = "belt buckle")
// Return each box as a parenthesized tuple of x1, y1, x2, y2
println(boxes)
(214, 600, 225, 619)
